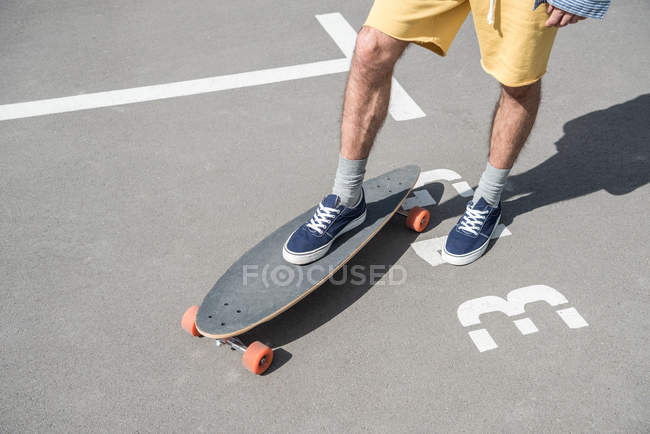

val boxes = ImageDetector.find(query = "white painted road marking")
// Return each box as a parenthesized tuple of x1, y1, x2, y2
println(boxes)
(458, 285, 569, 327)
(513, 318, 539, 335)
(316, 13, 426, 121)
(408, 168, 512, 267)
(452, 181, 473, 197)
(413, 169, 474, 197)
(410, 224, 512, 267)
(556, 307, 589, 329)
(413, 169, 462, 189)
(0, 13, 424, 122)
(457, 285, 589, 352)
(315, 13, 356, 57)
(467, 329, 498, 352)
(0, 59, 350, 121)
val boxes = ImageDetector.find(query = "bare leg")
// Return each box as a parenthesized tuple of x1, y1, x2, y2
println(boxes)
(283, 30, 408, 264)
(471, 81, 541, 205)
(444, 81, 543, 265)
(340, 27, 408, 160)
(489, 80, 542, 169)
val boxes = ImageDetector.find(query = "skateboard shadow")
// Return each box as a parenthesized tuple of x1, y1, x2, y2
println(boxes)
(261, 348, 292, 375)
(240, 197, 424, 350)
(423, 94, 650, 233)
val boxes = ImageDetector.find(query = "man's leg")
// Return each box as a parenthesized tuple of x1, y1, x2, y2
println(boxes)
(283, 27, 407, 265)
(473, 80, 542, 206)
(341, 27, 408, 160)
(489, 81, 541, 170)
(333, 27, 408, 207)
(443, 80, 542, 266)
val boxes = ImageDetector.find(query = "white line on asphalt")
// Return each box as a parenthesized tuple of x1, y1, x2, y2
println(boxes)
(0, 59, 350, 121)
(315, 13, 426, 121)
(0, 13, 424, 122)
(452, 181, 474, 197)
(556, 307, 589, 329)
(467, 329, 498, 352)
(408, 168, 514, 267)
(513, 318, 539, 335)
(315, 13, 357, 58)
(413, 169, 463, 189)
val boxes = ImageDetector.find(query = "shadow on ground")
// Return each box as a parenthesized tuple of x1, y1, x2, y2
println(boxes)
(241, 216, 422, 349)
(429, 94, 650, 227)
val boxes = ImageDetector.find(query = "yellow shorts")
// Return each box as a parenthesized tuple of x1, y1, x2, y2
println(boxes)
(364, 0, 558, 87)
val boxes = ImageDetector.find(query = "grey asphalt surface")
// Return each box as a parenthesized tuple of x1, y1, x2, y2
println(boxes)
(1, 1, 648, 432)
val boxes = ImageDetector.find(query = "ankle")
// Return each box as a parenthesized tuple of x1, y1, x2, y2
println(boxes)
(333, 154, 368, 208)
(473, 161, 510, 207)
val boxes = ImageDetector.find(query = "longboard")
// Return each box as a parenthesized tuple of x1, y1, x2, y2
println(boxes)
(181, 165, 429, 374)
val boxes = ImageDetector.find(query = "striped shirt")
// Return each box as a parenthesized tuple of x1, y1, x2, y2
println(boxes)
(534, 0, 610, 19)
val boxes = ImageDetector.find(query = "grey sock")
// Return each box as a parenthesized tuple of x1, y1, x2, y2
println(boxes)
(332, 154, 367, 208)
(473, 161, 511, 207)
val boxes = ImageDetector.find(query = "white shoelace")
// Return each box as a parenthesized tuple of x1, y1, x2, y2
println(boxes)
(487, 0, 496, 24)
(458, 206, 490, 236)
(306, 203, 340, 235)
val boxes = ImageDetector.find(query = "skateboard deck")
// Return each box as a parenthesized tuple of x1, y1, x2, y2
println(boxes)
(182, 165, 428, 374)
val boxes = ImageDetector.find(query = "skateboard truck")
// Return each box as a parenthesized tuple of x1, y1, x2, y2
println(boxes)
(216, 336, 246, 351)
(217, 338, 268, 365)
(182, 306, 274, 375)
(215, 337, 272, 372)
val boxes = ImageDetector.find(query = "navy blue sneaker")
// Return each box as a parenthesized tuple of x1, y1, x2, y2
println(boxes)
(442, 197, 502, 266)
(282, 190, 367, 265)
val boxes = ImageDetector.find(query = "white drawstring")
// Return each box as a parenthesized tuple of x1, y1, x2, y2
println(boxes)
(487, 0, 496, 24)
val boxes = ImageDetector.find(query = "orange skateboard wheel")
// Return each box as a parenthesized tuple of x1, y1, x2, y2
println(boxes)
(242, 341, 274, 375)
(181, 305, 202, 337)
(405, 206, 430, 233)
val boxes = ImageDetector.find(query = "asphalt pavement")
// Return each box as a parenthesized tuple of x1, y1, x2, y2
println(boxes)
(1, 0, 648, 432)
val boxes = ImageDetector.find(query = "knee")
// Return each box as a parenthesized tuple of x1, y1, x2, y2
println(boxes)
(353, 27, 404, 74)
(501, 80, 541, 103)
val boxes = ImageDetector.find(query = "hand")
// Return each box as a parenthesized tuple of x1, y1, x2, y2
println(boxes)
(545, 4, 588, 27)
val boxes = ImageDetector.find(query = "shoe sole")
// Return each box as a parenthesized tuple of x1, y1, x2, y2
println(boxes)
(282, 209, 367, 265)
(441, 215, 501, 266)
